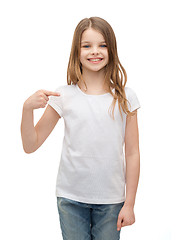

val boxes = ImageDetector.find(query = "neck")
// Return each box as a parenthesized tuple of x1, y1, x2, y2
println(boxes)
(78, 68, 109, 91)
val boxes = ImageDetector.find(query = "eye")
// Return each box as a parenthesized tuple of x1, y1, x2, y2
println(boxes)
(82, 45, 90, 48)
(100, 44, 107, 47)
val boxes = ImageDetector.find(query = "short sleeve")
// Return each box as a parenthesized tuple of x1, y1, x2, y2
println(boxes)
(47, 86, 63, 117)
(125, 87, 141, 113)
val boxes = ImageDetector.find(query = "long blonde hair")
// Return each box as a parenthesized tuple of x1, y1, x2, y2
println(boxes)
(67, 16, 134, 120)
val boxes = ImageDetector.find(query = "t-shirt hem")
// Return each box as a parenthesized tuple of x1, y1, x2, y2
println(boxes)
(131, 104, 141, 112)
(48, 101, 63, 117)
(56, 191, 126, 204)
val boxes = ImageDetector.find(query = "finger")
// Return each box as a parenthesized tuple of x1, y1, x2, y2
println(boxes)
(43, 90, 60, 96)
(40, 92, 51, 101)
(42, 94, 50, 101)
(117, 217, 122, 231)
(121, 219, 126, 227)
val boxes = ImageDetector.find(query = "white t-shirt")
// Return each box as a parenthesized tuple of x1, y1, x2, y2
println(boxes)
(48, 83, 141, 204)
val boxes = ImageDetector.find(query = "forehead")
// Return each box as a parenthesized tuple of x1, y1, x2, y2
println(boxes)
(81, 28, 105, 42)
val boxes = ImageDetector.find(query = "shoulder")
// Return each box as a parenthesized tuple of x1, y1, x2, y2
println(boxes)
(124, 86, 140, 103)
(53, 84, 77, 96)
(124, 86, 141, 112)
(124, 86, 137, 98)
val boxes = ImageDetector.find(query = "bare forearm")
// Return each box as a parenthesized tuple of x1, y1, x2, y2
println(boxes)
(125, 153, 140, 208)
(20, 104, 37, 153)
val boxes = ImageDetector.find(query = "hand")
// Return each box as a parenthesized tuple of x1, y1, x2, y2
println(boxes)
(117, 204, 135, 231)
(23, 89, 60, 110)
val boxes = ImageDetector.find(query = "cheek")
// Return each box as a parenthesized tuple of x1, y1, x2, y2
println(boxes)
(80, 51, 86, 62)
(101, 49, 108, 57)
(105, 49, 109, 57)
(105, 51, 109, 62)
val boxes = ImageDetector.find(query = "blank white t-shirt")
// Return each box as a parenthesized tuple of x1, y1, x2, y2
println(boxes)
(48, 83, 141, 204)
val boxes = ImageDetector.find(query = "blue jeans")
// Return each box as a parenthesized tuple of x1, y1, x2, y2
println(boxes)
(57, 197, 125, 240)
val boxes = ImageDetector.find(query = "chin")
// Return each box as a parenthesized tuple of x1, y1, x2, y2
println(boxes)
(85, 64, 107, 72)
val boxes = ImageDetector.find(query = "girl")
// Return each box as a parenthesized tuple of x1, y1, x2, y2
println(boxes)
(21, 16, 141, 240)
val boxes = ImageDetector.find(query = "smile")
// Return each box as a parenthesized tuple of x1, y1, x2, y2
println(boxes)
(87, 58, 103, 63)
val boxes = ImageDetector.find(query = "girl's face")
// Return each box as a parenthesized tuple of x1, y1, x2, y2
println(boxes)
(80, 28, 109, 73)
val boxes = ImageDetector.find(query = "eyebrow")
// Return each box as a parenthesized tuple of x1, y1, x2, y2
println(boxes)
(81, 41, 106, 44)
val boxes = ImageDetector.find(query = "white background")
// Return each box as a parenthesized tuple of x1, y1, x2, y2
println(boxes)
(0, 0, 177, 239)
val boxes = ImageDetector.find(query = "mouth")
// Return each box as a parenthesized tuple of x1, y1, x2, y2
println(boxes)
(87, 58, 103, 63)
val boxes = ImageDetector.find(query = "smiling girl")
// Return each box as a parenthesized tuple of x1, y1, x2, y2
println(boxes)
(21, 16, 141, 240)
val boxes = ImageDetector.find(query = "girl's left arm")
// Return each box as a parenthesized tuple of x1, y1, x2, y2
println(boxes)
(117, 110, 140, 231)
(124, 109, 140, 207)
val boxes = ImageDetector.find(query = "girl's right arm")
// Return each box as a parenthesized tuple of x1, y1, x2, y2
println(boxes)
(20, 89, 60, 154)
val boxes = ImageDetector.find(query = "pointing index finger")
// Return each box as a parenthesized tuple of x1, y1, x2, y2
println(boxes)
(44, 90, 60, 96)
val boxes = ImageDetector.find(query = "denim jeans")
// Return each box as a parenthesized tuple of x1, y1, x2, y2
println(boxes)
(57, 197, 125, 240)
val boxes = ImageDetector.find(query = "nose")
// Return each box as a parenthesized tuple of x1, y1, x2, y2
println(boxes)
(90, 46, 99, 55)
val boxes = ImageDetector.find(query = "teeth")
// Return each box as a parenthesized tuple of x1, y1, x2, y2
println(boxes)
(89, 58, 102, 62)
